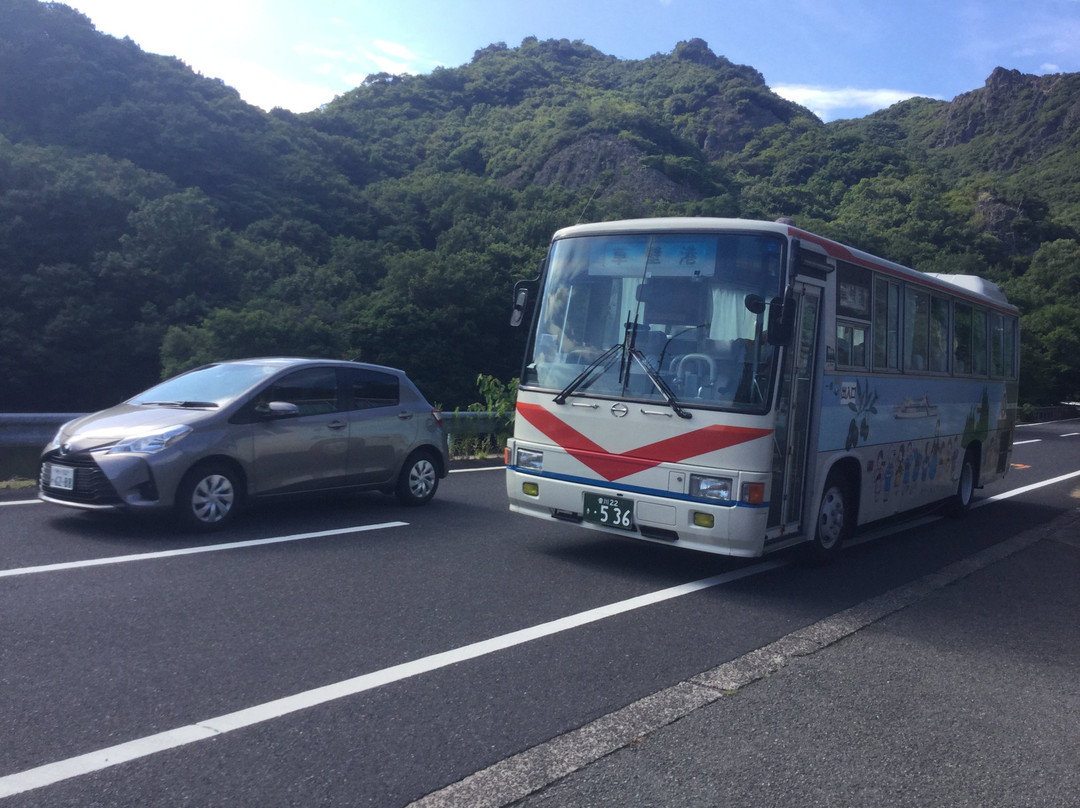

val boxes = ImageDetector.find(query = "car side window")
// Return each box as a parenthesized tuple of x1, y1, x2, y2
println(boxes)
(348, 369, 399, 410)
(263, 367, 340, 416)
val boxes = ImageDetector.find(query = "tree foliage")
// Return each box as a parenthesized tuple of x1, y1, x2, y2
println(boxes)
(2, 4, 1079, 410)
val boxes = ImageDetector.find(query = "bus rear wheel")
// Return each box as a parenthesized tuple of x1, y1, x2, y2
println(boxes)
(806, 470, 853, 562)
(947, 446, 978, 518)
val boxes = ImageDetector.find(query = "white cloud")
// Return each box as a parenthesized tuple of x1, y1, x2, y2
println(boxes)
(772, 84, 933, 121)
(213, 58, 341, 111)
(374, 40, 418, 61)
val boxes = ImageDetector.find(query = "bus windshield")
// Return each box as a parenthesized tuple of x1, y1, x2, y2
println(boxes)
(522, 231, 786, 411)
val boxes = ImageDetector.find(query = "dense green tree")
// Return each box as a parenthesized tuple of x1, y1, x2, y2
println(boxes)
(2, 2, 1080, 410)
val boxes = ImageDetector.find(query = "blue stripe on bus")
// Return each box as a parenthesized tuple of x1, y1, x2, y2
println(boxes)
(508, 466, 770, 509)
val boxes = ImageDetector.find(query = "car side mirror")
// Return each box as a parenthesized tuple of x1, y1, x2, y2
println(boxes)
(264, 401, 300, 418)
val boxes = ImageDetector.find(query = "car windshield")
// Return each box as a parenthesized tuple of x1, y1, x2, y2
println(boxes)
(522, 231, 785, 412)
(129, 363, 284, 407)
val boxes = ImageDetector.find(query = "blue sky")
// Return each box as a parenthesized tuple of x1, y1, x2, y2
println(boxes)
(61, 0, 1080, 121)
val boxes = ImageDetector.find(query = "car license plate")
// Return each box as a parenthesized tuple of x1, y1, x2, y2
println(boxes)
(583, 492, 634, 531)
(49, 463, 75, 491)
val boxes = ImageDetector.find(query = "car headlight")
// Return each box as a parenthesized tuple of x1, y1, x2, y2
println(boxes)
(516, 448, 543, 472)
(690, 474, 733, 501)
(107, 424, 192, 455)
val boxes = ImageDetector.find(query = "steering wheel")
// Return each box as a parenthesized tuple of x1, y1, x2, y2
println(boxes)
(671, 353, 716, 382)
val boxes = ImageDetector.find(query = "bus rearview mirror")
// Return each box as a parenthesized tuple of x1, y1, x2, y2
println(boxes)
(767, 287, 796, 346)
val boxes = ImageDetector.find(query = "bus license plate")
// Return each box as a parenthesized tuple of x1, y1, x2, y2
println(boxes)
(49, 463, 75, 491)
(583, 493, 634, 531)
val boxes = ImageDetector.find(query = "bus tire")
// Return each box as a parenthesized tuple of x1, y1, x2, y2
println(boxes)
(947, 446, 979, 518)
(806, 470, 853, 563)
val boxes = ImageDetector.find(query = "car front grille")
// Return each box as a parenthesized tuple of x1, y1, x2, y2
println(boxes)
(39, 452, 122, 506)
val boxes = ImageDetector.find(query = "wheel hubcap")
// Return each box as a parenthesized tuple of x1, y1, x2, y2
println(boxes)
(192, 474, 235, 523)
(817, 487, 845, 549)
(959, 462, 974, 505)
(409, 460, 435, 498)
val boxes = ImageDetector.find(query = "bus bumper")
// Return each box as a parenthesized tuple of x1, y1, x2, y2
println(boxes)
(505, 467, 769, 558)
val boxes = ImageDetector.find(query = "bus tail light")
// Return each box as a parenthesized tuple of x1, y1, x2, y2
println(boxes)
(740, 482, 765, 505)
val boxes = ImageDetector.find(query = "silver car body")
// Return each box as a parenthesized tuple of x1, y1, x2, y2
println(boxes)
(39, 358, 449, 522)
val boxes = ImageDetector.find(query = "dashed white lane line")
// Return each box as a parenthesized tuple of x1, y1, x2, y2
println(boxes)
(410, 475, 1080, 808)
(4, 469, 1079, 799)
(0, 523, 407, 578)
(0, 560, 784, 799)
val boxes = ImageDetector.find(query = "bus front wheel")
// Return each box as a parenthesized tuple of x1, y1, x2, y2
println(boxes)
(806, 470, 853, 562)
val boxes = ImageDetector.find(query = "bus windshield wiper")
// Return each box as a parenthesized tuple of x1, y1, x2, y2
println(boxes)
(553, 343, 624, 404)
(628, 350, 692, 419)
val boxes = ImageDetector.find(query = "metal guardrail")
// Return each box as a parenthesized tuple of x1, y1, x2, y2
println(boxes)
(0, 411, 508, 447)
(0, 414, 85, 447)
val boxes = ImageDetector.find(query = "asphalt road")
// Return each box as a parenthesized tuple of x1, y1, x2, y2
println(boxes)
(1, 418, 1078, 807)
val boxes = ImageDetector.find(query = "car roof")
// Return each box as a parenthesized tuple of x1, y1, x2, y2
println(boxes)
(214, 357, 407, 375)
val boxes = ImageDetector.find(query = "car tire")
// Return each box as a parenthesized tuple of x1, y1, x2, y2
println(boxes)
(395, 451, 439, 506)
(805, 469, 853, 563)
(176, 461, 241, 530)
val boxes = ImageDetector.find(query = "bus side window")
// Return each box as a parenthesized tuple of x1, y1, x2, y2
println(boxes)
(904, 288, 929, 373)
(929, 295, 949, 373)
(953, 303, 972, 374)
(836, 321, 867, 369)
(873, 278, 900, 371)
(972, 309, 988, 376)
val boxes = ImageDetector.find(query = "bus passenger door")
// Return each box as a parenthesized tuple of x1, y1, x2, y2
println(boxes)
(768, 283, 821, 536)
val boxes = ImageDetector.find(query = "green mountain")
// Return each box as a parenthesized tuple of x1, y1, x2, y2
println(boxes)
(2, 0, 1078, 410)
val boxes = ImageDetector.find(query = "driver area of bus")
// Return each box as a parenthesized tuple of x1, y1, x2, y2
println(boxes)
(527, 232, 782, 411)
(629, 277, 762, 407)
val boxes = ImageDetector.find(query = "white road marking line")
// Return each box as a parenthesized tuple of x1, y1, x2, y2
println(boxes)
(0, 523, 407, 578)
(0, 499, 40, 507)
(413, 504, 1075, 808)
(1012, 439, 1041, 445)
(3, 469, 1079, 798)
(0, 560, 784, 798)
(979, 469, 1080, 502)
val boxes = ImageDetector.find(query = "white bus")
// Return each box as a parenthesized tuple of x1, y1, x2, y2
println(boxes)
(505, 218, 1019, 559)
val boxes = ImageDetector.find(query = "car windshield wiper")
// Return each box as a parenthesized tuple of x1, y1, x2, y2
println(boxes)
(628, 350, 692, 419)
(553, 343, 624, 405)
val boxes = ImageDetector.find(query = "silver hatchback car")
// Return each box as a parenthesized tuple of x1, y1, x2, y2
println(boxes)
(39, 358, 450, 529)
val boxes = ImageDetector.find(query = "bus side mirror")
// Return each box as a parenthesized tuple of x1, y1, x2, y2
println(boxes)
(767, 287, 796, 346)
(510, 279, 538, 327)
(744, 294, 767, 315)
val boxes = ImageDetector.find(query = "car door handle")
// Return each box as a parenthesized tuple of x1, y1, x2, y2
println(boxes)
(328, 420, 348, 430)
(397, 411, 414, 420)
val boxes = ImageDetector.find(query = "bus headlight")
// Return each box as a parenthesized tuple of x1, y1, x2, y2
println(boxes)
(516, 448, 543, 472)
(690, 474, 733, 501)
